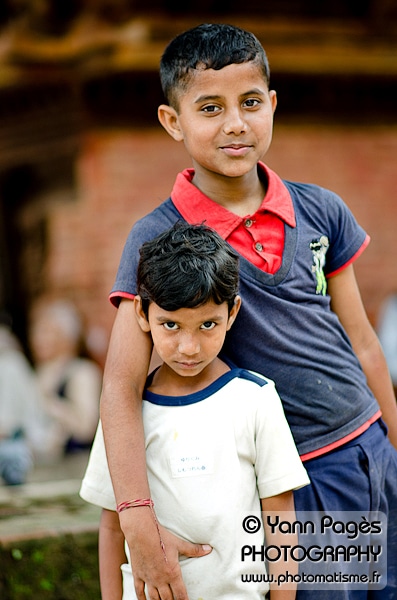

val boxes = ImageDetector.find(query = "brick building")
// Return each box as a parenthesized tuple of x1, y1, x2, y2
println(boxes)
(0, 2, 396, 363)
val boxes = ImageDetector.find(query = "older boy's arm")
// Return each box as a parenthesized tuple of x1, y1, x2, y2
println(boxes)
(262, 491, 297, 600)
(101, 299, 211, 600)
(99, 509, 126, 600)
(328, 265, 397, 448)
(101, 300, 152, 516)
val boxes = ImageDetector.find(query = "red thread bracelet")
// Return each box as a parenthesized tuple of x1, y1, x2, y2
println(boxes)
(116, 498, 167, 562)
(116, 498, 154, 513)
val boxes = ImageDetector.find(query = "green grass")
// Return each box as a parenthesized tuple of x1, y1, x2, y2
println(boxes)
(0, 532, 100, 599)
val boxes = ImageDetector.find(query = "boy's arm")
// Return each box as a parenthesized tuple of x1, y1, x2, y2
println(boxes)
(100, 299, 152, 515)
(99, 509, 126, 600)
(328, 264, 397, 448)
(261, 491, 297, 600)
(100, 299, 211, 600)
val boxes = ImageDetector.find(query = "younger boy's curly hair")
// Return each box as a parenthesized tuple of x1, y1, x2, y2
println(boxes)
(137, 222, 239, 318)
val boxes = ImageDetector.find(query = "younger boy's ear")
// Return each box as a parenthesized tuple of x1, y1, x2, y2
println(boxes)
(134, 296, 151, 332)
(227, 295, 241, 331)
(157, 104, 184, 142)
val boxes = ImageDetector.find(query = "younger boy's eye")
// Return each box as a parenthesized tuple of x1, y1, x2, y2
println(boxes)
(201, 321, 216, 330)
(163, 322, 179, 331)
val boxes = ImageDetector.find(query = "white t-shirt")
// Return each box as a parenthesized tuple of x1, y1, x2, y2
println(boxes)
(80, 367, 309, 599)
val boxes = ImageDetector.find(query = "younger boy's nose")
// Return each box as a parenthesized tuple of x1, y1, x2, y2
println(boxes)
(178, 333, 200, 356)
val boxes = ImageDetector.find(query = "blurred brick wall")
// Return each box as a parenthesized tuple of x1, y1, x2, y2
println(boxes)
(42, 124, 397, 361)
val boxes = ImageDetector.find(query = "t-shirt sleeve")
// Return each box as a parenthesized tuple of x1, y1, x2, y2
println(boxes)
(109, 220, 147, 307)
(253, 378, 310, 498)
(109, 200, 182, 307)
(79, 421, 116, 511)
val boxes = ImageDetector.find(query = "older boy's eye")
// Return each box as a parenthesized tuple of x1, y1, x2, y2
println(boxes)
(201, 321, 216, 330)
(243, 98, 260, 108)
(202, 104, 220, 114)
(163, 322, 179, 331)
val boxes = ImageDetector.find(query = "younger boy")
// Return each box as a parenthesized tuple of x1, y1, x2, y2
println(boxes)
(81, 222, 310, 600)
(100, 23, 397, 600)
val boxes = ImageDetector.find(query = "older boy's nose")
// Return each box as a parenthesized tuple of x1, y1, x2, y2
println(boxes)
(223, 108, 247, 134)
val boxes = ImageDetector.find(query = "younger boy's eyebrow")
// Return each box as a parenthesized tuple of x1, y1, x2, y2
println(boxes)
(156, 316, 178, 323)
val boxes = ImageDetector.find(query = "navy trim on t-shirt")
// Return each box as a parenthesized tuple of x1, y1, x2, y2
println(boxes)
(143, 367, 267, 407)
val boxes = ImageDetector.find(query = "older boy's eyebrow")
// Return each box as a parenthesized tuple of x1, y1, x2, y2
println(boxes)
(243, 88, 267, 97)
(194, 94, 222, 104)
(194, 88, 266, 104)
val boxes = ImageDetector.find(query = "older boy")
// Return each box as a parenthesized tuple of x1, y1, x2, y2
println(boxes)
(81, 223, 309, 599)
(100, 24, 397, 600)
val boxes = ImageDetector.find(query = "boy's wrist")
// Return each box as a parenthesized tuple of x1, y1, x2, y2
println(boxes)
(117, 498, 154, 513)
(117, 498, 167, 560)
(118, 503, 161, 539)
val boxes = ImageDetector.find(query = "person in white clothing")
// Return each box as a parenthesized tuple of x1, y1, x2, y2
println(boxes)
(0, 317, 49, 484)
(80, 223, 309, 599)
(377, 294, 397, 396)
(29, 298, 102, 458)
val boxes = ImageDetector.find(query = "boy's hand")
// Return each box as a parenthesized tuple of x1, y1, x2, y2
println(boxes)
(120, 509, 212, 600)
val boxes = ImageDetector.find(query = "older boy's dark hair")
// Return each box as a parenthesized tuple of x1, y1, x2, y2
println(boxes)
(137, 222, 239, 317)
(160, 23, 270, 109)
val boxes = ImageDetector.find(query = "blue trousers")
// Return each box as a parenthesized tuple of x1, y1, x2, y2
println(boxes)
(294, 420, 397, 600)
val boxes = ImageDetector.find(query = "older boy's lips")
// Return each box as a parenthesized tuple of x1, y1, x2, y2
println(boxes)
(220, 144, 252, 156)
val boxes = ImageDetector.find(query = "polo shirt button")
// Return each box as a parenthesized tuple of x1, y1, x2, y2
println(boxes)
(245, 219, 253, 228)
(255, 242, 263, 252)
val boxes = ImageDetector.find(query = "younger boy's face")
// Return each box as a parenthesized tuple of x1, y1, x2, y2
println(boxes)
(158, 61, 277, 184)
(135, 297, 240, 384)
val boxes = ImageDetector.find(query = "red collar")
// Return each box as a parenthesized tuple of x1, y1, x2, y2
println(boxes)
(171, 162, 296, 238)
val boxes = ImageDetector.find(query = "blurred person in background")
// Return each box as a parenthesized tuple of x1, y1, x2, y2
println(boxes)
(377, 293, 397, 397)
(0, 312, 50, 485)
(29, 298, 102, 458)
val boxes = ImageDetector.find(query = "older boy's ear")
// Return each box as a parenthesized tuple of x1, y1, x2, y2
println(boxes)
(157, 104, 184, 142)
(227, 295, 241, 330)
(269, 90, 277, 113)
(134, 296, 151, 332)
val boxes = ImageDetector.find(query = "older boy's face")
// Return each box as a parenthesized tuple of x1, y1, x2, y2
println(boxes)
(162, 62, 277, 184)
